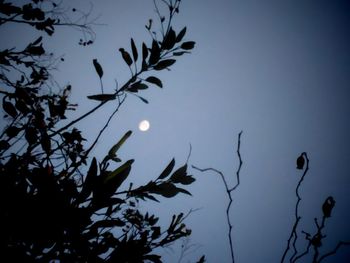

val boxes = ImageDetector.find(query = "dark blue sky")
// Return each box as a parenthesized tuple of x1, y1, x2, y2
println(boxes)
(2, 0, 350, 262)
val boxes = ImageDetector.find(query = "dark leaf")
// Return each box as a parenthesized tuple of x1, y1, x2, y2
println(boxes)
(87, 94, 116, 101)
(130, 38, 138, 62)
(154, 182, 179, 198)
(40, 132, 51, 154)
(170, 164, 187, 182)
(149, 40, 160, 65)
(103, 159, 134, 185)
(3, 101, 17, 118)
(145, 76, 163, 88)
(108, 130, 132, 157)
(25, 127, 38, 145)
(0, 2, 22, 16)
(181, 41, 195, 50)
(173, 51, 189, 56)
(6, 126, 21, 138)
(119, 48, 133, 66)
(153, 59, 176, 70)
(26, 43, 45, 56)
(32, 36, 43, 46)
(197, 255, 206, 263)
(142, 42, 149, 61)
(158, 158, 175, 180)
(128, 81, 148, 92)
(176, 187, 192, 196)
(176, 27, 187, 43)
(162, 27, 176, 50)
(137, 96, 149, 104)
(78, 157, 98, 202)
(93, 59, 103, 79)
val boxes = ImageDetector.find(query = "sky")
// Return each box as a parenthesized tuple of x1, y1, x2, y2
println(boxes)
(2, 0, 350, 262)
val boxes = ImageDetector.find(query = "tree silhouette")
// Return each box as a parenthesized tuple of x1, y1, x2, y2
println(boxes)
(0, 0, 199, 262)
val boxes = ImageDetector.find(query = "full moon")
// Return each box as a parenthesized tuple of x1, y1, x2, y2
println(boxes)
(138, 120, 150, 131)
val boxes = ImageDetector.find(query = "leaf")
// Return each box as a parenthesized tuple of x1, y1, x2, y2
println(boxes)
(32, 36, 43, 46)
(196, 255, 206, 263)
(176, 27, 187, 43)
(181, 41, 195, 50)
(119, 48, 133, 66)
(170, 164, 196, 185)
(103, 159, 134, 185)
(149, 40, 160, 65)
(3, 101, 17, 118)
(93, 59, 103, 79)
(170, 164, 187, 182)
(145, 76, 163, 88)
(173, 51, 189, 56)
(78, 158, 98, 202)
(162, 27, 176, 50)
(153, 59, 176, 70)
(154, 182, 179, 198)
(130, 38, 138, 62)
(128, 81, 148, 92)
(158, 158, 175, 180)
(176, 187, 192, 196)
(108, 130, 132, 157)
(40, 132, 51, 154)
(142, 42, 148, 61)
(87, 94, 116, 101)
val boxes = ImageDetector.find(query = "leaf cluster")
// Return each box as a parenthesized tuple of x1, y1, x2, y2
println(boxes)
(0, 0, 197, 262)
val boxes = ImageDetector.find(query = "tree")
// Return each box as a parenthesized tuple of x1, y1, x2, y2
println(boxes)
(0, 0, 198, 262)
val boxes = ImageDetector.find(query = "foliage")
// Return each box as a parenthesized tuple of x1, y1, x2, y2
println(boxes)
(0, 0, 198, 262)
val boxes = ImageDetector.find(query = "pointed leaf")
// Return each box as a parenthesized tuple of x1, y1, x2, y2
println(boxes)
(149, 40, 160, 65)
(78, 157, 98, 202)
(130, 38, 138, 62)
(87, 94, 116, 101)
(181, 41, 195, 50)
(177, 187, 192, 196)
(170, 164, 187, 182)
(108, 130, 132, 157)
(176, 27, 187, 43)
(162, 27, 176, 50)
(103, 159, 134, 184)
(3, 101, 17, 118)
(153, 59, 176, 70)
(173, 51, 189, 56)
(158, 158, 175, 180)
(128, 81, 148, 92)
(93, 59, 103, 79)
(142, 42, 148, 61)
(145, 76, 163, 88)
(119, 48, 133, 66)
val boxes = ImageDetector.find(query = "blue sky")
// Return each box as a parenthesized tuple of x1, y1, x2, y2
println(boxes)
(2, 0, 350, 262)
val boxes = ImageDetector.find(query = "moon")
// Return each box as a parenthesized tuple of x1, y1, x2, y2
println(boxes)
(138, 120, 150, 131)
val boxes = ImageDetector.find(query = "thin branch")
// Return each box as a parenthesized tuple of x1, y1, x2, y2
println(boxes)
(318, 241, 350, 262)
(280, 152, 309, 263)
(192, 131, 243, 263)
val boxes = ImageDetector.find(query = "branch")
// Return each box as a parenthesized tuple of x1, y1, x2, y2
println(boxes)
(192, 131, 243, 263)
(281, 152, 309, 263)
(318, 241, 350, 262)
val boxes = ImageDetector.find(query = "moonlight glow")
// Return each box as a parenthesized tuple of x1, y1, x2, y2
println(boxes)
(138, 120, 150, 131)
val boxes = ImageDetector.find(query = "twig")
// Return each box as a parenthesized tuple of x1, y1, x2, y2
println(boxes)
(192, 131, 243, 263)
(318, 241, 350, 262)
(281, 152, 309, 263)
